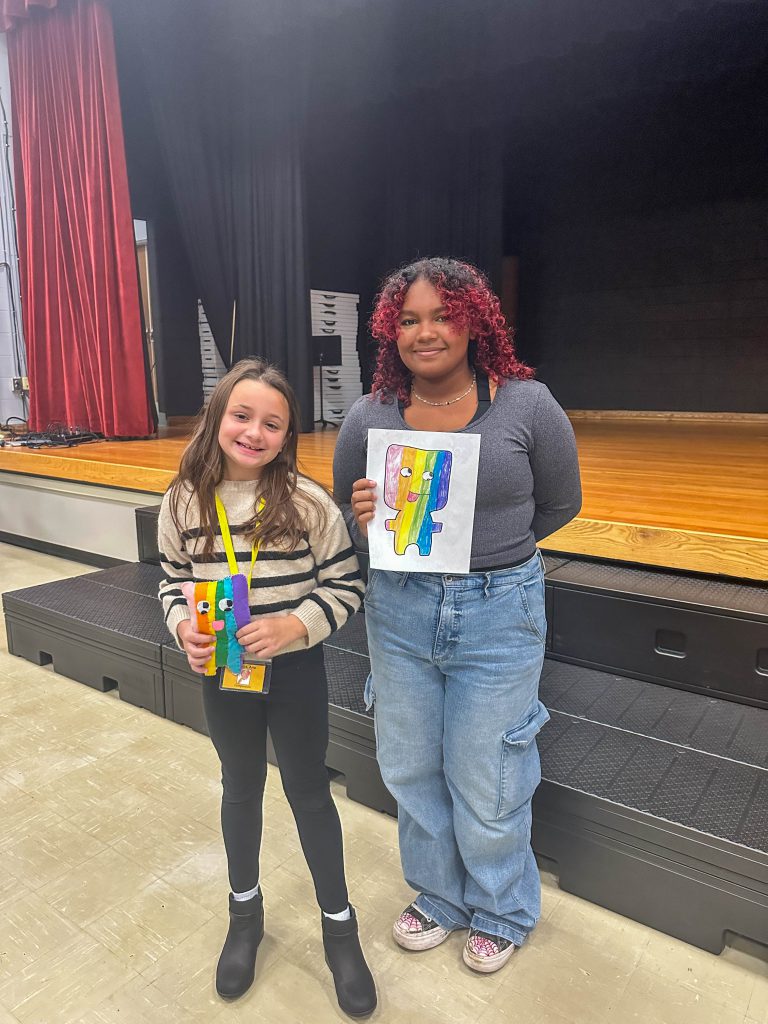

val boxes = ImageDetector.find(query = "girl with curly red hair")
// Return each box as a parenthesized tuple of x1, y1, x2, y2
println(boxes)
(334, 257, 581, 974)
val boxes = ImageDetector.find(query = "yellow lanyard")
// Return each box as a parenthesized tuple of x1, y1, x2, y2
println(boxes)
(214, 493, 265, 588)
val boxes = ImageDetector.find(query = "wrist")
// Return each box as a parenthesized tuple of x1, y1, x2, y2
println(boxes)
(176, 618, 192, 644)
(288, 614, 309, 641)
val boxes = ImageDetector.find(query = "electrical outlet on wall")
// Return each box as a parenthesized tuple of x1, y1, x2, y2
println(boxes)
(12, 376, 29, 394)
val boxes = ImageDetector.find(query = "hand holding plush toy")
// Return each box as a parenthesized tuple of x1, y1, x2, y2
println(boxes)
(180, 575, 251, 675)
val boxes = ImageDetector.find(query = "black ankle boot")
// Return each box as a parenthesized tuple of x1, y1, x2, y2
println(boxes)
(216, 891, 264, 999)
(322, 906, 377, 1018)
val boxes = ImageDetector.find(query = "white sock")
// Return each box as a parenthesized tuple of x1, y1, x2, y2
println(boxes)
(232, 882, 260, 902)
(323, 905, 352, 921)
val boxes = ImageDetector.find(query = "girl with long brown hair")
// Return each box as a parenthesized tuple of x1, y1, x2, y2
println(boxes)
(158, 358, 376, 1017)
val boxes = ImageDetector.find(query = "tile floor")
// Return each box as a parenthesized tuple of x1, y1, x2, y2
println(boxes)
(0, 542, 767, 1024)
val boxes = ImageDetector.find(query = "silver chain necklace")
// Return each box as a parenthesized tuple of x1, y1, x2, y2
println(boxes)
(412, 371, 476, 407)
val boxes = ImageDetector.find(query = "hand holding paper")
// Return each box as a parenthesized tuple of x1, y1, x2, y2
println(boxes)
(350, 477, 378, 538)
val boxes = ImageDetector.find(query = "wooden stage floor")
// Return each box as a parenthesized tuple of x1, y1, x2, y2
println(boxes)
(1, 415, 766, 581)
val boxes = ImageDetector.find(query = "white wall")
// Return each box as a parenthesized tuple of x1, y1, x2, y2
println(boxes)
(0, 474, 159, 562)
(0, 35, 26, 427)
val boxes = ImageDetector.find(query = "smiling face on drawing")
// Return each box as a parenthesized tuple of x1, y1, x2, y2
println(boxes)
(384, 444, 452, 513)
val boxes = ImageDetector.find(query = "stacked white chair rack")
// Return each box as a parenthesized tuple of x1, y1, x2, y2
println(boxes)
(198, 293, 363, 424)
(198, 301, 226, 404)
(311, 289, 362, 426)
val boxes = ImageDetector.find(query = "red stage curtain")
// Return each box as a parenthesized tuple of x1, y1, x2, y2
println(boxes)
(7, 0, 155, 436)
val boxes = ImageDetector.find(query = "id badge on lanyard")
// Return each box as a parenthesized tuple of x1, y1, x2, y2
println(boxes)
(220, 655, 273, 696)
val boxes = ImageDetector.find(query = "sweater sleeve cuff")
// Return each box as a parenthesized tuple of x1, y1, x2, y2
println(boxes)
(166, 605, 191, 649)
(293, 600, 332, 649)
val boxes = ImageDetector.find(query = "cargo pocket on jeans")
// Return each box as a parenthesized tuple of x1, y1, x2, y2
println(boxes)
(496, 701, 550, 819)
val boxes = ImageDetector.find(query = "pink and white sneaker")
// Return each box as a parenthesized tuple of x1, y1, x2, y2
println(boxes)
(392, 903, 452, 951)
(462, 929, 516, 973)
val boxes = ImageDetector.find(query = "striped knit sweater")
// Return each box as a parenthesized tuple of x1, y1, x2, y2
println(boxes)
(157, 476, 364, 655)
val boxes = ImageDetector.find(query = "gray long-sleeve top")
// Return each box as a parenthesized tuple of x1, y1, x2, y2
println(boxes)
(333, 379, 582, 570)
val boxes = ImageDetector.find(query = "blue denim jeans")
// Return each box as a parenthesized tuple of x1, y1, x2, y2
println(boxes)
(364, 551, 549, 946)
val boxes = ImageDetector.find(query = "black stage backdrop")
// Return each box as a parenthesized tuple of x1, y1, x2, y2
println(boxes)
(116, 0, 314, 425)
(114, 0, 508, 414)
(111, 0, 766, 416)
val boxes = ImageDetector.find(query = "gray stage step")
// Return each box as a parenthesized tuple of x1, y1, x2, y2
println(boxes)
(3, 577, 166, 715)
(83, 560, 166, 597)
(547, 559, 768, 619)
(540, 709, 767, 853)
(135, 504, 161, 565)
(540, 659, 768, 769)
(546, 559, 768, 707)
(5, 558, 768, 953)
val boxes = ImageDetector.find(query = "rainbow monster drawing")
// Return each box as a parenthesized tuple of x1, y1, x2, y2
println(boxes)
(180, 575, 251, 675)
(384, 444, 453, 556)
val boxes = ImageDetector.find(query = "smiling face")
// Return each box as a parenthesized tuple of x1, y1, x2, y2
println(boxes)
(395, 278, 471, 383)
(399, 460, 434, 503)
(217, 379, 290, 480)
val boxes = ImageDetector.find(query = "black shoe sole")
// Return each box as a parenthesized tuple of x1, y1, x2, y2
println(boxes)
(216, 978, 255, 1001)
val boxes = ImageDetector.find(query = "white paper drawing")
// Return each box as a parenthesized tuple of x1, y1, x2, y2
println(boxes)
(366, 428, 481, 573)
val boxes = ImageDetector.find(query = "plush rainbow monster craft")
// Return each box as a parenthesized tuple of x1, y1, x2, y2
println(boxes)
(180, 575, 251, 676)
(384, 444, 453, 556)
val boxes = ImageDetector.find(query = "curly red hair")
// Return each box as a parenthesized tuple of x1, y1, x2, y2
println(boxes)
(370, 257, 533, 404)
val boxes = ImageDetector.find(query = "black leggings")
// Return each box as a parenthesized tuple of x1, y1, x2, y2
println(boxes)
(202, 645, 348, 913)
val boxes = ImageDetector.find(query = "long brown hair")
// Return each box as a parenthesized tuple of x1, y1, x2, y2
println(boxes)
(168, 358, 326, 557)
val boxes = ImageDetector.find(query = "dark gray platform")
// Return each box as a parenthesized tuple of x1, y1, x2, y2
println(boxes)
(326, 611, 369, 660)
(324, 619, 395, 814)
(5, 551, 768, 955)
(547, 559, 768, 707)
(541, 554, 571, 575)
(83, 560, 165, 598)
(329, 612, 768, 850)
(539, 710, 768, 853)
(135, 504, 161, 565)
(547, 560, 768, 619)
(3, 577, 166, 715)
(540, 659, 768, 767)
(161, 642, 209, 736)
(532, 784, 768, 955)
